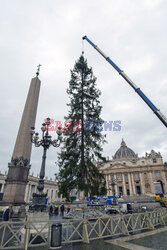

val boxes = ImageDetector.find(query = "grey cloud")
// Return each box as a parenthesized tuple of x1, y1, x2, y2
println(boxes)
(0, 0, 167, 177)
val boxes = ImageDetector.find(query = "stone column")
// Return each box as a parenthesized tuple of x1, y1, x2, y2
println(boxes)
(27, 184, 31, 202)
(27, 185, 31, 203)
(30, 185, 33, 201)
(106, 175, 109, 195)
(107, 175, 110, 195)
(131, 173, 136, 195)
(107, 174, 110, 195)
(148, 172, 154, 194)
(139, 173, 145, 194)
(24, 184, 28, 203)
(114, 174, 118, 196)
(111, 175, 115, 196)
(161, 172, 167, 194)
(1, 184, 5, 193)
(128, 173, 133, 195)
(2, 77, 41, 206)
(122, 174, 127, 196)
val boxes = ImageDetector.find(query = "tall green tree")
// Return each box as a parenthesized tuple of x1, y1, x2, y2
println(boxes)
(57, 55, 107, 199)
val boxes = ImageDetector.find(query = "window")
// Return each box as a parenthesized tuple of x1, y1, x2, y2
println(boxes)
(51, 190, 53, 199)
(111, 175, 115, 182)
(134, 173, 139, 180)
(117, 174, 122, 181)
(156, 172, 160, 178)
(153, 159, 157, 163)
(127, 189, 130, 195)
(136, 186, 141, 195)
(119, 186, 123, 196)
(145, 183, 151, 193)
(125, 175, 128, 181)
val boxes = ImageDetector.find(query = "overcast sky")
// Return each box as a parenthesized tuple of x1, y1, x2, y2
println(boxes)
(0, 0, 167, 178)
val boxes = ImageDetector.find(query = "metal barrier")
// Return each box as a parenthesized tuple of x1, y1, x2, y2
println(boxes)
(0, 209, 167, 249)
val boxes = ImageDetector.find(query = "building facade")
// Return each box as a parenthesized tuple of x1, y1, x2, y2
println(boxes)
(0, 172, 59, 203)
(1, 139, 167, 200)
(100, 139, 167, 196)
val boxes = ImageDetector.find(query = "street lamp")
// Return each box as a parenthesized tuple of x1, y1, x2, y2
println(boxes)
(109, 176, 117, 205)
(109, 175, 117, 196)
(30, 118, 62, 211)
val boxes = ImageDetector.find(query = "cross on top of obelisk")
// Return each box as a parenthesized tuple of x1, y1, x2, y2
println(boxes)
(36, 64, 42, 76)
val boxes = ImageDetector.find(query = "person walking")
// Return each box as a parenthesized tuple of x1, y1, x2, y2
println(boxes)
(67, 205, 71, 214)
(60, 204, 65, 217)
(54, 204, 59, 216)
(49, 205, 53, 216)
(3, 207, 10, 221)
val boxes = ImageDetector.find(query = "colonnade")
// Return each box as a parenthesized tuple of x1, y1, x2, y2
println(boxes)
(24, 182, 58, 203)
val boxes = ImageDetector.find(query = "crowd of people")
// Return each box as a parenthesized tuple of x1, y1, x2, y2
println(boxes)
(1, 204, 72, 221)
(49, 204, 71, 217)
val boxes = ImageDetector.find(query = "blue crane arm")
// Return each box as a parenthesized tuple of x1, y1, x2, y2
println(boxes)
(82, 35, 167, 128)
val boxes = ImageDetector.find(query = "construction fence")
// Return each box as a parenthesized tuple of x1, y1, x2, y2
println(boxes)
(0, 209, 167, 249)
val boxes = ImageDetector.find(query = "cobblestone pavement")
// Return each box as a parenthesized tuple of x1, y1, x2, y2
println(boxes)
(106, 226, 167, 250)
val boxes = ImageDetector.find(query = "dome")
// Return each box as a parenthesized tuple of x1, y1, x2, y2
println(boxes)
(114, 139, 136, 159)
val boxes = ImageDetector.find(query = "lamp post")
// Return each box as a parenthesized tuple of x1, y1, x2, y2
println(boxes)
(109, 176, 117, 205)
(109, 175, 117, 197)
(30, 118, 62, 211)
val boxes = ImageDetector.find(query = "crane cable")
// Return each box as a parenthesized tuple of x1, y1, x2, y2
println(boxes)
(82, 38, 84, 56)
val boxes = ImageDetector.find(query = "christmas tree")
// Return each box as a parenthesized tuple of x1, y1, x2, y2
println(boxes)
(57, 55, 107, 200)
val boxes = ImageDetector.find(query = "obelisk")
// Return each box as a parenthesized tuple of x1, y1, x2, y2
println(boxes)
(2, 67, 41, 207)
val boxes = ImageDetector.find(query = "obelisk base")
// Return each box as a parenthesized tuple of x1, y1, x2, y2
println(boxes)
(1, 157, 30, 218)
